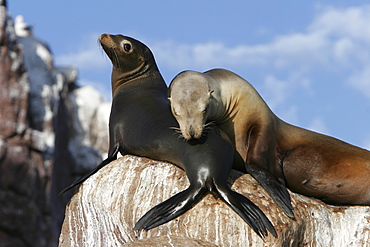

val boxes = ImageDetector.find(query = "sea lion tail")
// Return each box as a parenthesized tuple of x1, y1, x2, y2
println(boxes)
(212, 182, 277, 238)
(134, 185, 206, 231)
(59, 145, 120, 195)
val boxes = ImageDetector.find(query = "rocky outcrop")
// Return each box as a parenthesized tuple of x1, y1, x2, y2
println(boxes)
(52, 84, 110, 242)
(0, 3, 51, 247)
(0, 3, 110, 247)
(59, 156, 370, 247)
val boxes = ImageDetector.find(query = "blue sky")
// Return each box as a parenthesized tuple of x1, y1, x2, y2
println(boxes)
(9, 1, 370, 150)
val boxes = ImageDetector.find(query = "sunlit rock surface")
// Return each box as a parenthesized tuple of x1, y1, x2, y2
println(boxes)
(60, 155, 370, 247)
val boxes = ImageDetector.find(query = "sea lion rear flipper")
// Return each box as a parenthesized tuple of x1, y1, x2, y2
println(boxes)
(213, 183, 277, 238)
(134, 186, 206, 231)
(59, 145, 121, 195)
(246, 165, 295, 220)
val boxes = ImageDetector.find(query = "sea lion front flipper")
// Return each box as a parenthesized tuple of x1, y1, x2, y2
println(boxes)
(134, 186, 206, 231)
(213, 182, 277, 238)
(246, 165, 295, 220)
(59, 145, 121, 195)
(135, 181, 277, 238)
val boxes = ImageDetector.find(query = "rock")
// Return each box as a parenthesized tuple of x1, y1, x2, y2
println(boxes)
(0, 7, 28, 138)
(66, 85, 110, 172)
(0, 4, 52, 246)
(0, 6, 110, 246)
(122, 236, 218, 247)
(59, 155, 370, 246)
(50, 69, 110, 246)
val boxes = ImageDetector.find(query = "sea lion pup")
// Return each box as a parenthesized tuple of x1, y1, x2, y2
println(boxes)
(168, 68, 370, 211)
(60, 35, 277, 238)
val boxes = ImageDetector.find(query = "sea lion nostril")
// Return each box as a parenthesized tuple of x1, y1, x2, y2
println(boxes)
(188, 125, 195, 138)
(189, 130, 195, 138)
(99, 34, 107, 40)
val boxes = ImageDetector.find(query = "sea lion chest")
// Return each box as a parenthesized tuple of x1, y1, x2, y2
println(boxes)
(110, 86, 178, 157)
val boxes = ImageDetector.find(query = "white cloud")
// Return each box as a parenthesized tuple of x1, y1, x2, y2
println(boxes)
(151, 41, 230, 70)
(55, 5, 370, 100)
(347, 67, 370, 98)
(152, 5, 368, 69)
(261, 75, 291, 110)
(152, 5, 370, 100)
(55, 33, 109, 70)
(55, 5, 370, 79)
(278, 106, 299, 125)
(258, 73, 312, 123)
(309, 5, 370, 44)
(151, 22, 325, 70)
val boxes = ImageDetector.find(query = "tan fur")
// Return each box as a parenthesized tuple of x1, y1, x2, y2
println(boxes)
(169, 68, 370, 205)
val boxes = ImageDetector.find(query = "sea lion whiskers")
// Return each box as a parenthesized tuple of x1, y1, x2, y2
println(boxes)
(169, 126, 186, 140)
(204, 121, 215, 129)
(169, 126, 183, 136)
(111, 48, 121, 69)
(200, 122, 216, 140)
(100, 42, 121, 69)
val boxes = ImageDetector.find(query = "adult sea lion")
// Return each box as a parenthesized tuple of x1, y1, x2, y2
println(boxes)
(61, 35, 277, 238)
(168, 68, 370, 209)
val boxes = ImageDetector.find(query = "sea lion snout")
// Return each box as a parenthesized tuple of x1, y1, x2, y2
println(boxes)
(99, 33, 112, 43)
(99, 33, 115, 49)
(99, 33, 107, 40)
(182, 125, 203, 140)
(169, 71, 217, 141)
(188, 125, 195, 138)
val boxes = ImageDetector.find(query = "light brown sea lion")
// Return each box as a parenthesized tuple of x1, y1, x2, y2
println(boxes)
(168, 68, 370, 208)
(60, 36, 277, 238)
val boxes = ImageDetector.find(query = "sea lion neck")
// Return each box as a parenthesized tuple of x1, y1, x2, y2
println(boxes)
(111, 60, 159, 89)
(99, 33, 164, 94)
(111, 70, 166, 96)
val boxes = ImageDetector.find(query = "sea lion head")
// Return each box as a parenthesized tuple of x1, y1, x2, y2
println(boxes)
(99, 34, 158, 93)
(169, 71, 214, 140)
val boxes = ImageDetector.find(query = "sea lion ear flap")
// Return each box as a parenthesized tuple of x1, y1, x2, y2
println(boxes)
(167, 88, 172, 101)
(208, 90, 214, 96)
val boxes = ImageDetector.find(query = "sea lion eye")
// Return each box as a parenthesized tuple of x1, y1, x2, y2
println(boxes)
(123, 43, 131, 52)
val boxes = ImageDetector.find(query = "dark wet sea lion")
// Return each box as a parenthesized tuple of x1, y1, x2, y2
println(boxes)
(168, 68, 370, 209)
(61, 35, 277, 238)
